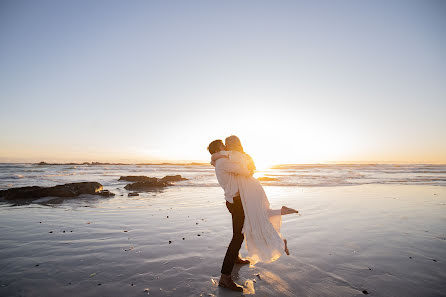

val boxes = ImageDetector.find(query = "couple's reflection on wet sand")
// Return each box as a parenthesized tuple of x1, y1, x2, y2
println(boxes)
(212, 264, 293, 296)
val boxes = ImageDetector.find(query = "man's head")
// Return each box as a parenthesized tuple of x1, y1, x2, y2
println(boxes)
(207, 139, 225, 155)
(225, 135, 244, 153)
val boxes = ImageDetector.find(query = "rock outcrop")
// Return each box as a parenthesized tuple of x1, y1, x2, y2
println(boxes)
(120, 175, 187, 191)
(119, 175, 187, 183)
(118, 176, 159, 183)
(0, 182, 114, 201)
(124, 180, 171, 191)
(160, 175, 188, 182)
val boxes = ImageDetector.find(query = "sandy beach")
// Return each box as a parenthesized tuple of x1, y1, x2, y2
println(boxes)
(1, 171, 445, 297)
(2, 0, 446, 295)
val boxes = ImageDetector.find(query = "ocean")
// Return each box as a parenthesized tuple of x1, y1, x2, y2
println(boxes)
(1, 163, 445, 191)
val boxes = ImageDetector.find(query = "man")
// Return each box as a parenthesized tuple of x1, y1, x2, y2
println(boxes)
(207, 139, 252, 292)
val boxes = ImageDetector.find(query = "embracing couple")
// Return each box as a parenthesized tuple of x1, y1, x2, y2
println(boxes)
(207, 135, 299, 292)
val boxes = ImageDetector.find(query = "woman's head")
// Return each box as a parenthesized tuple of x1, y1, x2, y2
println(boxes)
(225, 135, 244, 153)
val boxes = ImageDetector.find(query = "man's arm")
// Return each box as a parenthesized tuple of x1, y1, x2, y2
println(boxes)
(210, 152, 229, 167)
(218, 159, 251, 176)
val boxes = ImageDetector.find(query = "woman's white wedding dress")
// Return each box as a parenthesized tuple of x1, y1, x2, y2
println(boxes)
(223, 151, 285, 264)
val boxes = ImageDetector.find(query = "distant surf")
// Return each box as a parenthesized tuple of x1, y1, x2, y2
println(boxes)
(0, 163, 445, 190)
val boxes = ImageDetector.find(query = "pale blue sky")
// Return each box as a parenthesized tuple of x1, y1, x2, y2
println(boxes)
(1, 0, 445, 164)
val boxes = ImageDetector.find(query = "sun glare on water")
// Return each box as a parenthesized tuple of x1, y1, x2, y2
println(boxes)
(254, 159, 276, 171)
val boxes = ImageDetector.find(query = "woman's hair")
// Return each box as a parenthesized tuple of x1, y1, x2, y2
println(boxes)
(207, 139, 224, 154)
(225, 135, 244, 153)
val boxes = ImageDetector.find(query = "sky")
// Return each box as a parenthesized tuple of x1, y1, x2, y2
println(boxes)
(1, 0, 445, 165)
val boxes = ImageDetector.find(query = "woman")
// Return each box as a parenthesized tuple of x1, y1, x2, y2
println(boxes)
(211, 135, 298, 264)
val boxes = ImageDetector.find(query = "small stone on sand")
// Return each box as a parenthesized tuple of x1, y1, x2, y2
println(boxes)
(362, 290, 369, 294)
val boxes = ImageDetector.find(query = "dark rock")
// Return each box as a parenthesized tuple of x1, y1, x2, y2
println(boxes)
(37, 161, 48, 166)
(97, 190, 115, 197)
(124, 180, 171, 191)
(362, 290, 369, 294)
(168, 240, 172, 244)
(120, 175, 186, 192)
(0, 182, 111, 201)
(128, 192, 139, 197)
(119, 176, 159, 183)
(160, 175, 188, 182)
(257, 176, 279, 181)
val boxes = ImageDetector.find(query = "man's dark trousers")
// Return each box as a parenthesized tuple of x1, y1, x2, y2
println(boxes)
(221, 195, 245, 274)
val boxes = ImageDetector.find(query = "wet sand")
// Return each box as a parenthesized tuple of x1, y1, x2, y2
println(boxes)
(0, 184, 445, 296)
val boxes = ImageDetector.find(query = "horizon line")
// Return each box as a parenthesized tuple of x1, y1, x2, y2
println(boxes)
(0, 161, 445, 166)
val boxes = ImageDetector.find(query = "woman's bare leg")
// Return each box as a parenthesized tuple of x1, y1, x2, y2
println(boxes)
(281, 206, 299, 215)
(284, 239, 290, 255)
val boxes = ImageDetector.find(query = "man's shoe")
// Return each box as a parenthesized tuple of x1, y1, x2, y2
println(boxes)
(218, 275, 243, 292)
(235, 257, 250, 265)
